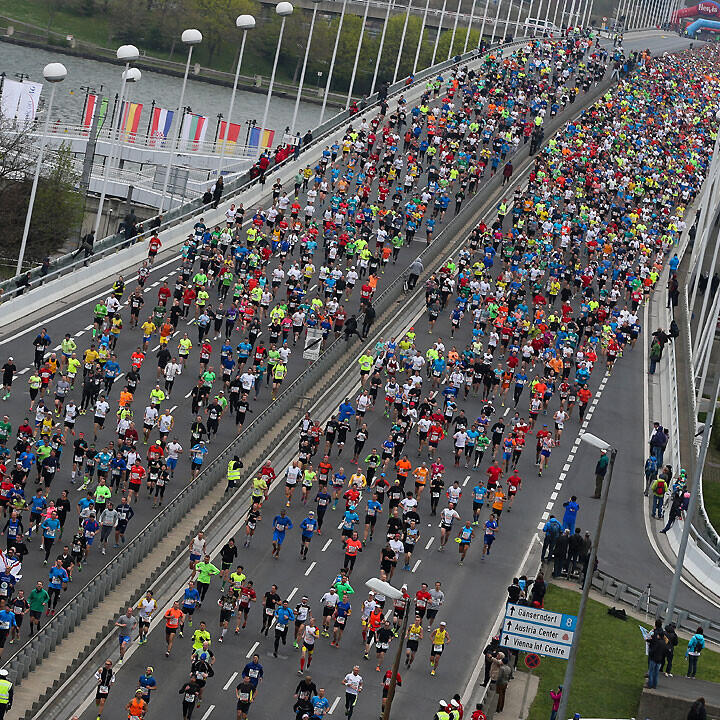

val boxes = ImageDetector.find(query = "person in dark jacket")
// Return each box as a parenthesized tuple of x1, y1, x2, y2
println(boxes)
(661, 622, 679, 676)
(541, 515, 562, 561)
(567, 529, 584, 577)
(212, 176, 224, 209)
(481, 637, 500, 686)
(529, 573, 546, 607)
(361, 303, 376, 338)
(343, 316, 363, 342)
(552, 530, 570, 578)
(646, 619, 668, 689)
(687, 698, 706, 720)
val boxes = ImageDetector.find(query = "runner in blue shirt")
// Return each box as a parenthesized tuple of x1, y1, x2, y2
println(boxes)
(40, 512, 61, 563)
(137, 667, 157, 703)
(180, 581, 201, 635)
(472, 484, 488, 525)
(271, 510, 293, 559)
(482, 514, 498, 558)
(47, 560, 69, 614)
(312, 690, 331, 718)
(299, 511, 318, 560)
(190, 442, 208, 479)
(0, 604, 17, 652)
(242, 654, 264, 689)
(363, 495, 382, 544)
(272, 600, 295, 656)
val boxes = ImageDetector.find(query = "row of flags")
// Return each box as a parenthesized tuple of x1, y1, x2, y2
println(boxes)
(81, 93, 275, 151)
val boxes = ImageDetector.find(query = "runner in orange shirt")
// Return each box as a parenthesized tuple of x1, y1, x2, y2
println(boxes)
(163, 600, 184, 657)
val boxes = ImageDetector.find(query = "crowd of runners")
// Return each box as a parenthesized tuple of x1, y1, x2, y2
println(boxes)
(0, 23, 715, 720)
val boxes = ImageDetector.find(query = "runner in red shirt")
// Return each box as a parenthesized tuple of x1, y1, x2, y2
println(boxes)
(148, 235, 162, 263)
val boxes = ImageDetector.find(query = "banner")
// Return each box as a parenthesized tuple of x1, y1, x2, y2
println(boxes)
(149, 106, 174, 146)
(121, 101, 143, 141)
(249, 126, 275, 150)
(216, 120, 242, 151)
(0, 79, 43, 128)
(180, 112, 208, 150)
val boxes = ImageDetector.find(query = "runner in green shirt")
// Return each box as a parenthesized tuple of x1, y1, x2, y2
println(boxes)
(194, 555, 220, 603)
(28, 582, 50, 635)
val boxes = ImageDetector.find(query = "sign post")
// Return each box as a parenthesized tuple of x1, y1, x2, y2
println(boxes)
(519, 654, 540, 720)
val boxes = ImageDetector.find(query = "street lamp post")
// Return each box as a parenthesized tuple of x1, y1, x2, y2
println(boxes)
(220, 17, 255, 173)
(257, 2, 294, 160)
(16, 62, 67, 277)
(366, 578, 407, 720)
(370, 0, 393, 95)
(393, 0, 413, 83)
(448, 0, 463, 59)
(413, 0, 432, 74)
(291, 0, 321, 133)
(463, 0, 478, 53)
(347, 0, 371, 107)
(157, 30, 201, 213)
(93, 44, 139, 237)
(431, 0, 448, 66)
(114, 67, 141, 178)
(490, 0, 503, 46)
(556, 432, 617, 720)
(320, 0, 348, 124)
(477, 0, 491, 47)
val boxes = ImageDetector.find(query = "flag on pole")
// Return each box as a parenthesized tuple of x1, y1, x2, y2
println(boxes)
(180, 112, 209, 150)
(216, 120, 242, 151)
(121, 102, 143, 140)
(82, 93, 99, 130)
(248, 126, 275, 150)
(149, 106, 174, 146)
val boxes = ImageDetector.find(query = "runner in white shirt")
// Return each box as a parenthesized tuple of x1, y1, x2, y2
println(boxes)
(342, 666, 363, 718)
(136, 591, 157, 644)
(165, 440, 183, 477)
(438, 503, 460, 549)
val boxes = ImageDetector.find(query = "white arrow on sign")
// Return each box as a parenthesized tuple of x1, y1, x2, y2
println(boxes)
(501, 633, 572, 659)
(503, 618, 574, 645)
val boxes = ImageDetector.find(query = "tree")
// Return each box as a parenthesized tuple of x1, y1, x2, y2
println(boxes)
(0, 123, 83, 266)
(189, 0, 260, 66)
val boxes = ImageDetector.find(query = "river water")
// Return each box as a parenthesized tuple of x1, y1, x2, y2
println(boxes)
(0, 41, 319, 137)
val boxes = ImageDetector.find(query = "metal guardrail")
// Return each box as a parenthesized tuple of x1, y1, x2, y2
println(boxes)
(0, 34, 533, 300)
(592, 570, 720, 645)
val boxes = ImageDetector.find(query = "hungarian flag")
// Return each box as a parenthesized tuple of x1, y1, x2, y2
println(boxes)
(121, 102, 143, 141)
(249, 126, 275, 150)
(149, 107, 174, 146)
(181, 112, 208, 150)
(217, 120, 242, 150)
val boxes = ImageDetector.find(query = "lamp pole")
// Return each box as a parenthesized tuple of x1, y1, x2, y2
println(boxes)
(220, 17, 254, 172)
(463, 0, 478, 53)
(413, 0, 432, 74)
(16, 62, 67, 277)
(393, 0, 413, 83)
(477, 0, 491, 47)
(430, 0, 448, 66)
(320, 0, 348, 124)
(365, 578, 406, 720)
(490, 0, 503, 46)
(257, 3, 294, 160)
(448, 0, 463, 59)
(370, 0, 393, 95)
(556, 433, 617, 720)
(347, 0, 370, 107)
(93, 44, 139, 237)
(291, 1, 320, 133)
(156, 30, 201, 213)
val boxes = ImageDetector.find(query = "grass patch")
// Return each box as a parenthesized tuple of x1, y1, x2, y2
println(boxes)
(524, 585, 720, 720)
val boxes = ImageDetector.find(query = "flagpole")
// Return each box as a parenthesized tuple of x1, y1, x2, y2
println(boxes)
(146, 100, 155, 137)
(219, 17, 254, 173)
(158, 29, 202, 214)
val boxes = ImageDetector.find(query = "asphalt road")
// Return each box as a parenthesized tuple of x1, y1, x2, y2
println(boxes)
(54, 31, 718, 720)
(0, 35, 606, 632)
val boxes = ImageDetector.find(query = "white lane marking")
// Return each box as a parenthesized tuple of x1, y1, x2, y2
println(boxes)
(223, 672, 238, 690)
(322, 538, 332, 551)
(199, 704, 215, 720)
(170, 405, 178, 413)
(425, 536, 434, 550)
(462, 475, 470, 487)
(84, 325, 93, 331)
(305, 561, 316, 576)
(74, 331, 84, 337)
(287, 586, 299, 602)
(329, 697, 341, 715)
(411, 559, 421, 572)
(503, 407, 510, 416)
(18, 367, 29, 375)
(246, 640, 259, 658)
